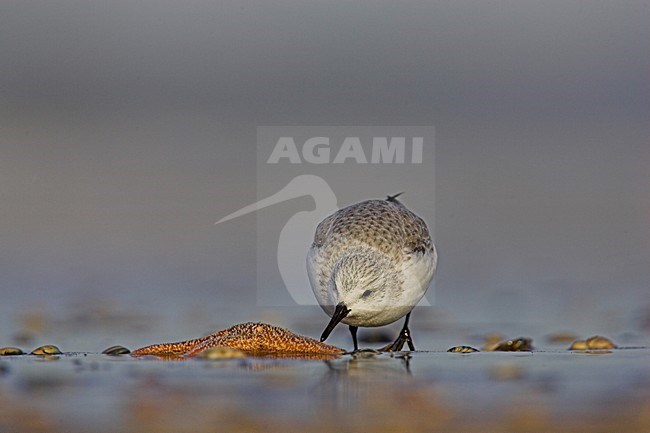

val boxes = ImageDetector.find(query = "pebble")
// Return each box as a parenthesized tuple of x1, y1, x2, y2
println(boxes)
(568, 340, 588, 350)
(484, 337, 533, 352)
(0, 347, 24, 356)
(30, 345, 62, 355)
(447, 346, 479, 353)
(351, 349, 381, 359)
(196, 346, 246, 360)
(585, 335, 617, 349)
(102, 345, 131, 356)
(569, 335, 617, 351)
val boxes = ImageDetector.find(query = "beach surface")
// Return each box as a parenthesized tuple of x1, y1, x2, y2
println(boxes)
(1, 309, 648, 433)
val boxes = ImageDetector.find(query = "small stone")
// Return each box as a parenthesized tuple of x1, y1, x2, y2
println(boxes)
(351, 349, 381, 359)
(196, 346, 246, 360)
(102, 345, 131, 356)
(568, 340, 588, 350)
(569, 336, 616, 350)
(484, 337, 533, 352)
(0, 347, 24, 356)
(30, 345, 62, 355)
(447, 345, 479, 353)
(585, 335, 616, 350)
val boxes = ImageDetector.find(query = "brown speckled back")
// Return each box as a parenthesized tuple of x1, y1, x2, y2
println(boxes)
(313, 199, 432, 258)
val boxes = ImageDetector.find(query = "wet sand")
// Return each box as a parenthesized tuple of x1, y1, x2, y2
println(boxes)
(1, 321, 649, 433)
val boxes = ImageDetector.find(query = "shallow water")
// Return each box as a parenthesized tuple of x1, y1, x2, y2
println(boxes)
(1, 309, 649, 433)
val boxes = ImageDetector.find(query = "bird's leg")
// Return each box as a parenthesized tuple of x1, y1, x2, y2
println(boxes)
(349, 325, 359, 351)
(380, 312, 415, 352)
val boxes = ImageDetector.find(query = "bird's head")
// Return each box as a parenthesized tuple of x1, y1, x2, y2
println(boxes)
(319, 249, 395, 342)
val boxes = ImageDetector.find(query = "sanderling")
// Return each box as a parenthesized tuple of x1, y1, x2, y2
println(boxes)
(307, 194, 437, 352)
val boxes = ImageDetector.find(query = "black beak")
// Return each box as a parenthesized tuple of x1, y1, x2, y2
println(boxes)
(320, 302, 350, 342)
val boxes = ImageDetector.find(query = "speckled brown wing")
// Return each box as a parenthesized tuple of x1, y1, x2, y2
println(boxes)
(398, 205, 433, 255)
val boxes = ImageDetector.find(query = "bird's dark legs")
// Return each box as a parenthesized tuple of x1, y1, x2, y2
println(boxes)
(346, 315, 415, 353)
(349, 325, 359, 351)
(403, 312, 415, 351)
(380, 312, 415, 352)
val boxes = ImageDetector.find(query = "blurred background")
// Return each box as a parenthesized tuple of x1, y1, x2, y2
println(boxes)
(1, 1, 649, 350)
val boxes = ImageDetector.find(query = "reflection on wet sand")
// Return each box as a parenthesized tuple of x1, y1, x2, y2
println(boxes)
(0, 347, 648, 432)
(316, 351, 415, 416)
(1, 309, 649, 433)
(124, 352, 456, 433)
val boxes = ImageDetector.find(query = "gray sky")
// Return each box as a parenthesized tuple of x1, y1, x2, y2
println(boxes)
(1, 1, 649, 336)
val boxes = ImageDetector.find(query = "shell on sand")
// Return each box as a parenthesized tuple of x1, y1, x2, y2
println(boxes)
(568, 335, 617, 351)
(131, 322, 345, 359)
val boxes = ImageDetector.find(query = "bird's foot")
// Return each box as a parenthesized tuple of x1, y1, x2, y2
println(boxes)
(379, 326, 415, 352)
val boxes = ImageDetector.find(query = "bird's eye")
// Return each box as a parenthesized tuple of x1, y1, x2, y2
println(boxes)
(361, 290, 372, 298)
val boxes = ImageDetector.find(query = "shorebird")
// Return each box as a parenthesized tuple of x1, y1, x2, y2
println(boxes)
(308, 194, 437, 352)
